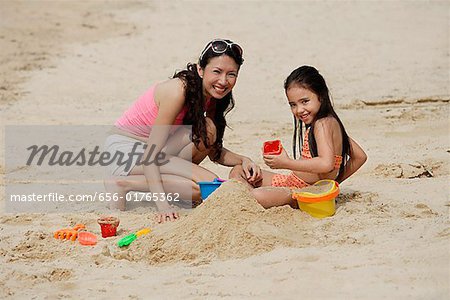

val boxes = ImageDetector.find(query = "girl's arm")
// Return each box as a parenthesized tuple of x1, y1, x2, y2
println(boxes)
(283, 155, 335, 174)
(265, 118, 337, 173)
(337, 137, 367, 183)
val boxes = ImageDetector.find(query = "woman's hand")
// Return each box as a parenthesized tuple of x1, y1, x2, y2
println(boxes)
(263, 148, 291, 169)
(155, 202, 179, 223)
(156, 212, 179, 223)
(241, 157, 262, 185)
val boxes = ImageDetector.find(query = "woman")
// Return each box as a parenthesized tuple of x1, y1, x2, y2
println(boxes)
(105, 39, 261, 222)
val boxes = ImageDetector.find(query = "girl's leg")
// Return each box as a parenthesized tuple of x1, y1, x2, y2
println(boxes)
(252, 187, 298, 209)
(252, 170, 298, 208)
(252, 170, 297, 208)
(229, 166, 297, 209)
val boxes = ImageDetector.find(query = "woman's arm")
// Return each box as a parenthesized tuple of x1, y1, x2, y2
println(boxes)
(212, 147, 262, 183)
(337, 137, 367, 183)
(144, 79, 186, 219)
(213, 147, 246, 167)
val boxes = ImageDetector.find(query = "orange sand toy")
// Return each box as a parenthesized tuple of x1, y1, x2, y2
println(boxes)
(53, 224, 86, 241)
(78, 231, 98, 246)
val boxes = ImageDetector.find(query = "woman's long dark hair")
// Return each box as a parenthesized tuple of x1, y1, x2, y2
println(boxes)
(285, 66, 351, 181)
(173, 39, 243, 161)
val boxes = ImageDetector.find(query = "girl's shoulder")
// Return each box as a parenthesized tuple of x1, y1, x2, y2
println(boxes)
(313, 116, 340, 132)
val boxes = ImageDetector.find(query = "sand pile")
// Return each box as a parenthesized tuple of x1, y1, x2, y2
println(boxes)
(0, 186, 376, 268)
(111, 180, 311, 265)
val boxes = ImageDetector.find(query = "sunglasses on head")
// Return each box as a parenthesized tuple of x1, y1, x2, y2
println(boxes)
(199, 39, 243, 62)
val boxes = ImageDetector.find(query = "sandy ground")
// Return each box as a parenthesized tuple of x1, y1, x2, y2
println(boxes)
(0, 0, 449, 299)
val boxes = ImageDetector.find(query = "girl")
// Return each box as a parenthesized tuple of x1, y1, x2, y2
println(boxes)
(230, 65, 366, 208)
(105, 39, 261, 222)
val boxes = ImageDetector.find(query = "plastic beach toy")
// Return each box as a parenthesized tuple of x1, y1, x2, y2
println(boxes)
(54, 224, 86, 241)
(97, 216, 120, 238)
(292, 179, 340, 219)
(78, 231, 98, 246)
(197, 178, 226, 200)
(118, 228, 151, 247)
(263, 140, 283, 155)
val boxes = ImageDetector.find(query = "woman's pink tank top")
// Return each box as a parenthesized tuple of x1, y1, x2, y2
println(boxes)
(115, 84, 187, 137)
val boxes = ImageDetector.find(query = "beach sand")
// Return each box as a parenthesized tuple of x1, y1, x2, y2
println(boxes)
(0, 1, 449, 299)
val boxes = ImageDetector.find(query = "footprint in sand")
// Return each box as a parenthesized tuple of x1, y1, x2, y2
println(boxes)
(374, 160, 445, 179)
(337, 191, 378, 204)
(402, 203, 439, 218)
(302, 255, 320, 262)
(0, 214, 35, 225)
(7, 231, 56, 262)
(45, 268, 73, 282)
(436, 228, 450, 238)
(415, 203, 438, 217)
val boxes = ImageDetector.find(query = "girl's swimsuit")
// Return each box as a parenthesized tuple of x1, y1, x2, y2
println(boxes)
(271, 127, 343, 189)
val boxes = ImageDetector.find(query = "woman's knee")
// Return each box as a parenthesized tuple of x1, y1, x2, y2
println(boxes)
(205, 117, 217, 147)
(192, 182, 201, 200)
(164, 126, 192, 155)
(193, 118, 216, 153)
(192, 165, 217, 182)
(189, 181, 204, 208)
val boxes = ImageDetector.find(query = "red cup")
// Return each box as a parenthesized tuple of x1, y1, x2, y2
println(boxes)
(97, 216, 120, 238)
(263, 140, 283, 155)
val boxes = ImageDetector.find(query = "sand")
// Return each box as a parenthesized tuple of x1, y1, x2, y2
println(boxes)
(0, 1, 449, 299)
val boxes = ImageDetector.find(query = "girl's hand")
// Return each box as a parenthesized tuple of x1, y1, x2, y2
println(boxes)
(263, 148, 291, 169)
(241, 158, 262, 185)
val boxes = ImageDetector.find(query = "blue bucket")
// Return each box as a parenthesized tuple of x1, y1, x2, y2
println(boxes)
(198, 178, 226, 200)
